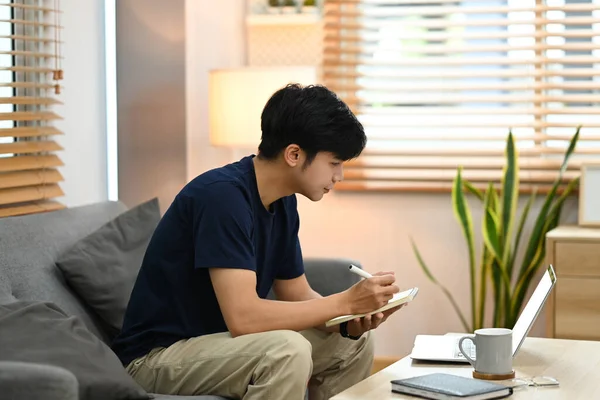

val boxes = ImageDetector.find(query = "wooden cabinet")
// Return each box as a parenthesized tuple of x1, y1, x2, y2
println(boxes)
(546, 226, 600, 341)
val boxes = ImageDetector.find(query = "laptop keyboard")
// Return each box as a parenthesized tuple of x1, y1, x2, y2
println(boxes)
(455, 340, 476, 359)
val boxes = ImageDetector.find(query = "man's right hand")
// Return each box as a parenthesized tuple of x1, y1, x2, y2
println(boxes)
(343, 273, 400, 315)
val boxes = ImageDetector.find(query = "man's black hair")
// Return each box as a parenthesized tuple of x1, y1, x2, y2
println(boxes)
(257, 84, 366, 165)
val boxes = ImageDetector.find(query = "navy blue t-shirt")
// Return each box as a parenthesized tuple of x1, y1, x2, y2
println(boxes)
(111, 155, 305, 366)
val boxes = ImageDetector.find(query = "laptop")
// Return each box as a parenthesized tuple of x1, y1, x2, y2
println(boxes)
(410, 264, 557, 362)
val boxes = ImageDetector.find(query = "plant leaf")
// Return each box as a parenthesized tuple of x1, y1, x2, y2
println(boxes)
(559, 125, 581, 174)
(547, 176, 580, 228)
(411, 237, 438, 284)
(452, 168, 477, 331)
(477, 182, 495, 329)
(511, 177, 579, 316)
(482, 188, 513, 320)
(483, 206, 502, 263)
(511, 217, 554, 319)
(490, 186, 500, 221)
(500, 131, 519, 271)
(478, 247, 491, 330)
(411, 237, 471, 332)
(491, 259, 502, 327)
(518, 127, 580, 283)
(509, 188, 537, 279)
(464, 181, 485, 201)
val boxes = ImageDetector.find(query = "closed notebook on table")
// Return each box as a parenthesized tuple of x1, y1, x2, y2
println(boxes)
(390, 373, 513, 400)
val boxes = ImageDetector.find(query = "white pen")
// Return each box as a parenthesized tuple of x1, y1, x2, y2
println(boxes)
(348, 264, 373, 279)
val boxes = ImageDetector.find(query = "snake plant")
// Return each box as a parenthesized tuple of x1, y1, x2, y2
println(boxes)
(411, 127, 581, 332)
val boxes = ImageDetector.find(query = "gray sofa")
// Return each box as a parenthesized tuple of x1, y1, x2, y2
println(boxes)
(0, 201, 361, 400)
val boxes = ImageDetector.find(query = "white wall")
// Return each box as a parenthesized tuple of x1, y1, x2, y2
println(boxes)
(54, 0, 108, 208)
(185, 0, 246, 178)
(185, 0, 580, 357)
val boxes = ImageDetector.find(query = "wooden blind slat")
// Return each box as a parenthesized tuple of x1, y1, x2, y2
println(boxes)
(327, 0, 584, 6)
(0, 4, 58, 12)
(354, 134, 600, 142)
(335, 181, 568, 195)
(0, 127, 62, 138)
(0, 184, 63, 206)
(344, 94, 600, 105)
(0, 169, 63, 189)
(0, 97, 61, 105)
(362, 122, 600, 130)
(0, 141, 63, 155)
(330, 82, 600, 93)
(0, 50, 59, 58)
(324, 56, 600, 67)
(0, 82, 58, 89)
(324, 43, 600, 55)
(0, 66, 56, 73)
(327, 4, 599, 17)
(346, 156, 585, 170)
(328, 0, 473, 4)
(0, 19, 60, 28)
(0, 35, 58, 43)
(325, 29, 597, 43)
(359, 107, 600, 116)
(0, 111, 62, 122)
(0, 200, 65, 218)
(325, 68, 600, 79)
(324, 17, 600, 29)
(343, 168, 578, 184)
(361, 147, 600, 157)
(0, 155, 64, 173)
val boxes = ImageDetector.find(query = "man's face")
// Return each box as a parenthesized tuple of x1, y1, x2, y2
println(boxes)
(296, 152, 344, 202)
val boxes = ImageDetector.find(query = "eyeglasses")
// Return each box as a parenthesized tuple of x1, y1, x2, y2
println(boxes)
(507, 376, 560, 389)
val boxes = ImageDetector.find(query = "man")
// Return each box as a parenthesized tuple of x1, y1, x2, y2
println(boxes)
(112, 84, 404, 399)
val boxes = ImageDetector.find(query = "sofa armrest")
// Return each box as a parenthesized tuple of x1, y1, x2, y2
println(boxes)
(304, 257, 362, 297)
(0, 361, 78, 400)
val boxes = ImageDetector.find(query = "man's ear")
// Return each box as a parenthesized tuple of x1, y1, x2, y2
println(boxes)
(283, 144, 302, 167)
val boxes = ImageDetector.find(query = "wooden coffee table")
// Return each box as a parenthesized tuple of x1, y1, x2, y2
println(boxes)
(332, 337, 600, 399)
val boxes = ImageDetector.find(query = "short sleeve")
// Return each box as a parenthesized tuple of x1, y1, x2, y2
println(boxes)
(190, 183, 256, 272)
(276, 201, 305, 280)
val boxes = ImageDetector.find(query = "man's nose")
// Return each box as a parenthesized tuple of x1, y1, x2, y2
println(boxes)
(334, 166, 344, 183)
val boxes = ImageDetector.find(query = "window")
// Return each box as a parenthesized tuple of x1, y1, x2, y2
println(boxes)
(323, 0, 600, 192)
(0, 0, 64, 217)
(0, 1, 13, 155)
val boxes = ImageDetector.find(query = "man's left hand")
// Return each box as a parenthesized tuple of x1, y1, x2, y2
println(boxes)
(346, 303, 405, 337)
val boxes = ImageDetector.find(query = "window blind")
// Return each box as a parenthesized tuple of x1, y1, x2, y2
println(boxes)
(323, 0, 600, 192)
(0, 0, 64, 217)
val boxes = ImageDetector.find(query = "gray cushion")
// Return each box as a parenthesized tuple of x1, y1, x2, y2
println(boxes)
(56, 198, 160, 338)
(0, 201, 128, 343)
(0, 301, 149, 400)
(0, 361, 78, 400)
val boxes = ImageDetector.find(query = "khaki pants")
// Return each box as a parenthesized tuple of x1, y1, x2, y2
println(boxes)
(125, 328, 374, 400)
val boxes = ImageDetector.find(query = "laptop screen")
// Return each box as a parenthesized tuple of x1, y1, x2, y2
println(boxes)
(511, 265, 557, 355)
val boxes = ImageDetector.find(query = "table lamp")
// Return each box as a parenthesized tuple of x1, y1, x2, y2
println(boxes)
(208, 66, 317, 148)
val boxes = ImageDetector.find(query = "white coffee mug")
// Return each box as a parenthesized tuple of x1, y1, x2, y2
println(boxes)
(458, 328, 513, 375)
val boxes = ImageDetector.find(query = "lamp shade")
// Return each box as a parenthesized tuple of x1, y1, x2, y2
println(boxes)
(208, 66, 317, 147)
